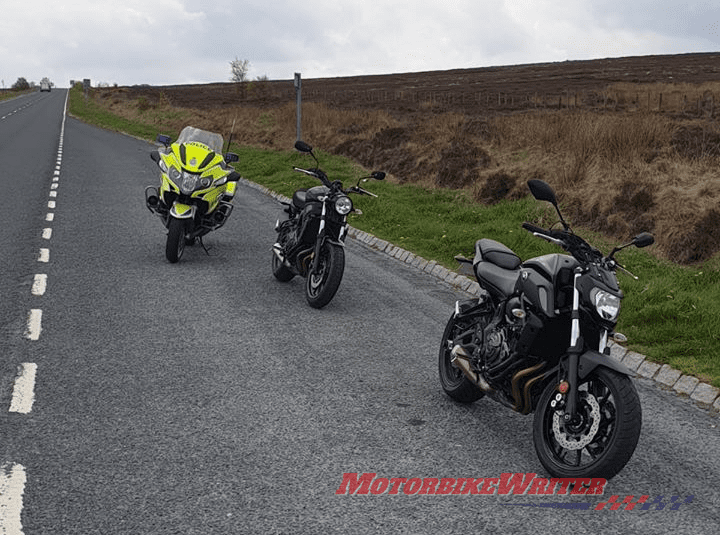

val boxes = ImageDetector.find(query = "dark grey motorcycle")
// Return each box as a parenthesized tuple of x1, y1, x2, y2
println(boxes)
(272, 141, 385, 308)
(439, 178, 654, 479)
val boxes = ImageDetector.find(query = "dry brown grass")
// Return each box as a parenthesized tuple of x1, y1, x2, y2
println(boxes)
(95, 84, 720, 264)
(485, 108, 720, 263)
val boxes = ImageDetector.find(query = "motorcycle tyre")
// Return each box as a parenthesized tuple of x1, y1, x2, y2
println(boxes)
(305, 242, 344, 309)
(271, 249, 295, 282)
(438, 313, 484, 403)
(166, 218, 186, 263)
(532, 366, 641, 480)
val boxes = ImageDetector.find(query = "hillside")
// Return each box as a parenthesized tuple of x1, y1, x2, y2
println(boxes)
(95, 52, 720, 264)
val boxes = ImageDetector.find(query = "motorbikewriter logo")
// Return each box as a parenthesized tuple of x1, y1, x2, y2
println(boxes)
(335, 472, 693, 510)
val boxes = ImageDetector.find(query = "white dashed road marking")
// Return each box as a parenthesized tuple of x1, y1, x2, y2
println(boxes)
(9, 363, 38, 414)
(0, 463, 27, 535)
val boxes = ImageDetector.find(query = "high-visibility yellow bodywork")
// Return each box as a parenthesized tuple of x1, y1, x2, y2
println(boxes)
(146, 126, 241, 262)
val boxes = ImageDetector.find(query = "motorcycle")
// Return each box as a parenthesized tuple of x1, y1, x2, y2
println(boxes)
(145, 126, 241, 263)
(272, 140, 385, 308)
(439, 178, 654, 479)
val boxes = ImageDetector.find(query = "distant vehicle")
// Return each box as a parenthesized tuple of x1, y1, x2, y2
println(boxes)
(40, 78, 51, 92)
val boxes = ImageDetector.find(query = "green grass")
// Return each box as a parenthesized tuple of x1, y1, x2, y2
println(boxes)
(68, 86, 720, 387)
(0, 89, 32, 102)
(68, 86, 166, 140)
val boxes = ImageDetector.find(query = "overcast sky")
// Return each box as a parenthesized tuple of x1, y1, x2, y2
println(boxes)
(1, 0, 718, 88)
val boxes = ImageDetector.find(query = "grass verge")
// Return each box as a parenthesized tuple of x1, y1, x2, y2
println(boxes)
(68, 86, 720, 387)
(0, 89, 32, 102)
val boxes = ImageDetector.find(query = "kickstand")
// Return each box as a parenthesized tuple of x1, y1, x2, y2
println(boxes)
(198, 236, 212, 256)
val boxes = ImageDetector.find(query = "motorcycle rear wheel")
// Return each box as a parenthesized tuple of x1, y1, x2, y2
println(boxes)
(532, 366, 641, 479)
(438, 313, 484, 403)
(166, 218, 186, 263)
(305, 242, 344, 309)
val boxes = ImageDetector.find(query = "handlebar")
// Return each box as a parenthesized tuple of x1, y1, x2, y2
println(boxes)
(346, 185, 378, 198)
(293, 167, 317, 177)
(522, 221, 602, 264)
(521, 222, 547, 235)
(293, 167, 379, 197)
(521, 222, 565, 246)
(293, 167, 332, 187)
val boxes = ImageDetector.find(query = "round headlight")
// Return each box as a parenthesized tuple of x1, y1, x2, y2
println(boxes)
(591, 288, 621, 321)
(334, 196, 353, 215)
(180, 173, 199, 194)
(168, 166, 181, 183)
(200, 177, 212, 188)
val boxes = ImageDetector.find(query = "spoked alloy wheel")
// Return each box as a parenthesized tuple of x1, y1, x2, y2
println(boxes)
(305, 243, 344, 308)
(533, 367, 641, 479)
(166, 218, 187, 263)
(438, 313, 484, 403)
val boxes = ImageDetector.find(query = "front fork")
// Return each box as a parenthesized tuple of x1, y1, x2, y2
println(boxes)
(564, 268, 585, 421)
(309, 202, 347, 273)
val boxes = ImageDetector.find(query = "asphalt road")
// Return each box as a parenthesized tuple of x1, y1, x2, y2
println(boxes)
(0, 89, 718, 534)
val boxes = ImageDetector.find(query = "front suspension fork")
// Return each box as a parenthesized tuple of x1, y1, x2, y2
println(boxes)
(564, 268, 584, 420)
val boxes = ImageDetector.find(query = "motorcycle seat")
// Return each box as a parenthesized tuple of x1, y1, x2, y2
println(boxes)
(473, 239, 521, 270)
(473, 239, 521, 299)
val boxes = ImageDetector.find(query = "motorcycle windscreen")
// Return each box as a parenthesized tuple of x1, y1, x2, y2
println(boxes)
(177, 126, 224, 153)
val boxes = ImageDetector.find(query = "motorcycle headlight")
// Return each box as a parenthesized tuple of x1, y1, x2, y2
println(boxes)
(168, 166, 181, 184)
(591, 288, 621, 321)
(180, 172, 199, 194)
(334, 195, 353, 215)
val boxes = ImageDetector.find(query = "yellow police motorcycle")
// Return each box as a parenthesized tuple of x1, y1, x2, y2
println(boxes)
(145, 126, 241, 262)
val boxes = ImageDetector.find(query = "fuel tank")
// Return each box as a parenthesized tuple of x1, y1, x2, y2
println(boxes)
(516, 253, 579, 318)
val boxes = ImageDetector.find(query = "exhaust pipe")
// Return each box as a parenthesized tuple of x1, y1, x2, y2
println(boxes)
(450, 345, 493, 393)
(272, 243, 285, 261)
(510, 361, 546, 414)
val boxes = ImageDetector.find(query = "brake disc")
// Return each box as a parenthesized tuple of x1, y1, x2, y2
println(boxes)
(551, 391, 601, 450)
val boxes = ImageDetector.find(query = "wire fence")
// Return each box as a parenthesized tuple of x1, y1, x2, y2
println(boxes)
(240, 83, 719, 118)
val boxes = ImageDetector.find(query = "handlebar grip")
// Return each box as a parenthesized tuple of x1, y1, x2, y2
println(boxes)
(522, 222, 547, 235)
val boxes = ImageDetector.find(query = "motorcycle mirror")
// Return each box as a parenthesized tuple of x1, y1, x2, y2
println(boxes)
(224, 152, 239, 163)
(528, 179, 570, 231)
(150, 150, 161, 164)
(527, 179, 558, 206)
(294, 140, 313, 153)
(156, 134, 172, 146)
(633, 232, 655, 248)
(371, 171, 386, 180)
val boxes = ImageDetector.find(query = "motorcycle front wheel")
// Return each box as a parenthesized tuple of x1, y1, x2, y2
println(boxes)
(532, 366, 641, 479)
(438, 312, 484, 403)
(305, 242, 345, 309)
(166, 218, 186, 263)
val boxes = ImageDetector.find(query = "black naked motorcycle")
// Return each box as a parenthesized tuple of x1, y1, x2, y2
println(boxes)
(439, 179, 654, 479)
(271, 141, 385, 308)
